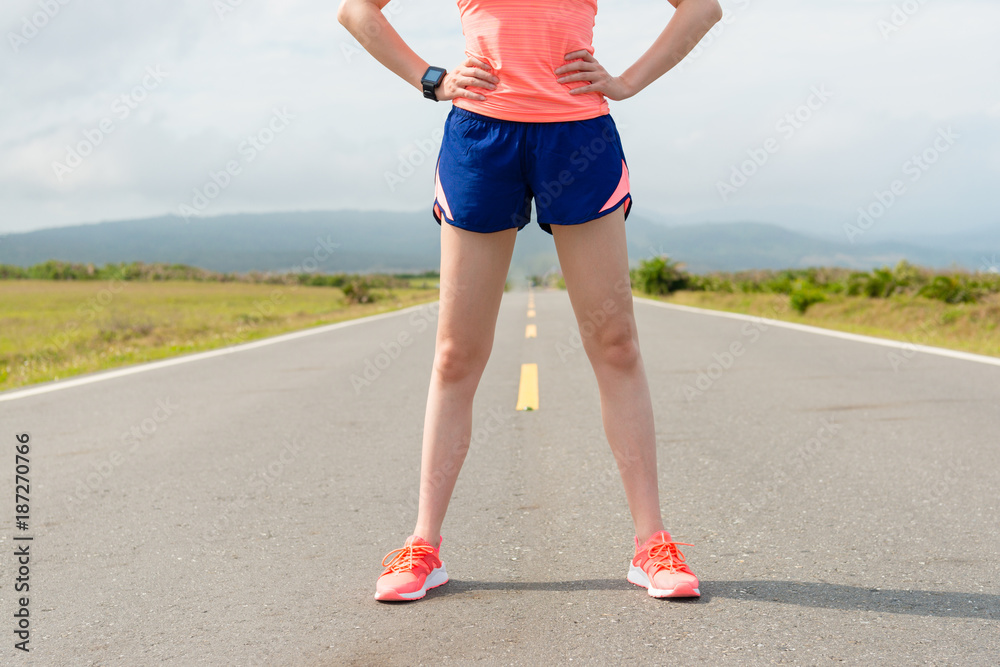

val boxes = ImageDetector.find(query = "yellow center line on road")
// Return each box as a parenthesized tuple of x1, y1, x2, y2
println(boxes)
(517, 290, 539, 410)
(515, 363, 539, 411)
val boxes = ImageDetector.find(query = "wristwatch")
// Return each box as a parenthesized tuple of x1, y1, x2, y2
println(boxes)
(421, 66, 448, 101)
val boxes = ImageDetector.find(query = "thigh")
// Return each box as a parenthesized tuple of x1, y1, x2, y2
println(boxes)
(549, 205, 635, 346)
(436, 220, 518, 358)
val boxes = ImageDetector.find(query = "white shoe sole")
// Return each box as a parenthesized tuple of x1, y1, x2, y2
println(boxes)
(627, 563, 700, 598)
(376, 565, 449, 601)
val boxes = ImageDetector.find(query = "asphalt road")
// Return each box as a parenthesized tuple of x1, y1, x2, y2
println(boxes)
(2, 288, 998, 666)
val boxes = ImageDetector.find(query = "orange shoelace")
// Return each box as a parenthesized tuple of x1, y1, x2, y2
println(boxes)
(644, 537, 695, 575)
(381, 543, 436, 573)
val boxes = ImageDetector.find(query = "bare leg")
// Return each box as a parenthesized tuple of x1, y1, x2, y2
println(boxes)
(412, 222, 518, 545)
(550, 207, 666, 544)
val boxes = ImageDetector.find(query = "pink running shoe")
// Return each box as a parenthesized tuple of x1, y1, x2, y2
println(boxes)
(627, 530, 701, 598)
(374, 534, 449, 602)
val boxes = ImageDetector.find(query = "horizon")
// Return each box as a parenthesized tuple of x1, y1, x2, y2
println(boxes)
(1, 207, 995, 247)
(2, 208, 998, 276)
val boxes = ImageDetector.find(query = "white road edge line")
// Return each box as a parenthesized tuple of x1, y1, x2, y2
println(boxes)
(0, 300, 439, 403)
(636, 297, 1000, 368)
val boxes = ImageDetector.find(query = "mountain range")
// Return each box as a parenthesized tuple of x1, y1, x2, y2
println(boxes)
(0, 210, 995, 277)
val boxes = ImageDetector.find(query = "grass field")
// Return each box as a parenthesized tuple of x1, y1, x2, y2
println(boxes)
(641, 290, 1000, 358)
(4, 276, 997, 394)
(1, 280, 439, 392)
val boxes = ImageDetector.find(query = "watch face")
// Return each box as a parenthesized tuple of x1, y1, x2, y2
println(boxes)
(423, 67, 447, 86)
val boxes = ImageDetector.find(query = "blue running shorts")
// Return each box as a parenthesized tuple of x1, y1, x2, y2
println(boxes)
(432, 106, 633, 235)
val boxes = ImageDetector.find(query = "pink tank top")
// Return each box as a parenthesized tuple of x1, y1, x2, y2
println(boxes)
(452, 0, 610, 122)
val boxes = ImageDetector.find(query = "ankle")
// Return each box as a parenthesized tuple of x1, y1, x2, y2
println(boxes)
(413, 528, 441, 546)
(635, 525, 668, 546)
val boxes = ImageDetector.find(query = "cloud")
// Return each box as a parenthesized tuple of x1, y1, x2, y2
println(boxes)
(0, 0, 996, 238)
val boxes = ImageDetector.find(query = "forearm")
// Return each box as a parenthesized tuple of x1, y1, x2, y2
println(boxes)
(337, 0, 428, 92)
(619, 0, 723, 97)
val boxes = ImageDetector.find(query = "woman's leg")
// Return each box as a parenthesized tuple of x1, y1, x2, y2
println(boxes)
(412, 221, 519, 545)
(549, 206, 666, 544)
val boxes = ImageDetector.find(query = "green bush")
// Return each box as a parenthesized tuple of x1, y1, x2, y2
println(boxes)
(845, 272, 869, 296)
(687, 274, 733, 292)
(0, 264, 28, 279)
(865, 267, 894, 298)
(761, 270, 796, 295)
(789, 283, 827, 314)
(2, 260, 427, 290)
(737, 279, 764, 294)
(635, 256, 689, 295)
(918, 275, 979, 304)
(620, 259, 996, 307)
(341, 279, 377, 304)
(891, 259, 923, 289)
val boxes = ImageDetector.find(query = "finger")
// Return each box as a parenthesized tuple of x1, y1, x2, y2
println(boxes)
(464, 56, 493, 72)
(463, 67, 500, 84)
(557, 72, 598, 85)
(458, 87, 487, 101)
(554, 61, 598, 75)
(461, 75, 496, 90)
(568, 83, 599, 95)
(564, 50, 594, 62)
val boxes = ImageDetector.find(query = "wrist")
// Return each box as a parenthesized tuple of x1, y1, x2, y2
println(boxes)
(616, 73, 640, 100)
(410, 61, 430, 92)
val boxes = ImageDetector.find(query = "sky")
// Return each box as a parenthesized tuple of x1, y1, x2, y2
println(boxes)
(1, 0, 998, 244)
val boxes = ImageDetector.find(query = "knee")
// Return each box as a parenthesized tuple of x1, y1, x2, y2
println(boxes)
(433, 338, 488, 383)
(589, 319, 640, 370)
